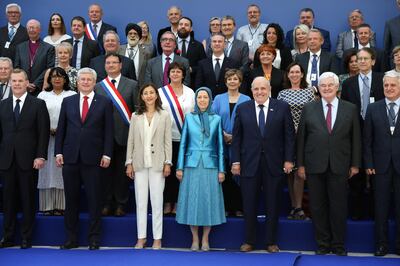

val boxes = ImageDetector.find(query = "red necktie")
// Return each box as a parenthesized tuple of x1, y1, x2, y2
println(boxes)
(163, 57, 171, 86)
(326, 103, 332, 134)
(82, 96, 89, 122)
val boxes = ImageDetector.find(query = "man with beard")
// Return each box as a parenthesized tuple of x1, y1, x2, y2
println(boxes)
(119, 23, 149, 87)
(176, 17, 206, 89)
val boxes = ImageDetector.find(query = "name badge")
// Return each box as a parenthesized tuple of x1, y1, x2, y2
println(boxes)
(4, 42, 10, 49)
(391, 126, 395, 135)
(369, 97, 375, 103)
(311, 73, 317, 81)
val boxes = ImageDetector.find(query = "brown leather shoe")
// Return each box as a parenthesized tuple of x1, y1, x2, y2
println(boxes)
(240, 243, 254, 252)
(266, 244, 280, 253)
(101, 207, 112, 216)
(114, 207, 126, 217)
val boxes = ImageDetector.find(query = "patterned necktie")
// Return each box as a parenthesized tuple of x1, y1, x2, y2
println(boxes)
(389, 102, 396, 127)
(361, 75, 370, 119)
(353, 30, 359, 49)
(163, 57, 171, 86)
(93, 24, 98, 38)
(81, 96, 89, 122)
(128, 47, 134, 59)
(0, 83, 4, 97)
(214, 58, 221, 81)
(72, 40, 79, 68)
(311, 54, 318, 87)
(181, 39, 187, 58)
(258, 104, 265, 137)
(14, 99, 21, 123)
(326, 103, 332, 134)
(8, 25, 15, 41)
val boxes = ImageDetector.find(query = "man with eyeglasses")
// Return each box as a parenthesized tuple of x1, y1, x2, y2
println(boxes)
(0, 3, 29, 62)
(144, 31, 190, 88)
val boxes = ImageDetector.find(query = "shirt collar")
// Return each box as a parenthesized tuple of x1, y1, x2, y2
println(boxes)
(178, 35, 191, 43)
(310, 49, 322, 57)
(162, 53, 174, 61)
(385, 97, 400, 106)
(254, 98, 270, 109)
(321, 97, 338, 108)
(8, 22, 20, 29)
(359, 71, 372, 80)
(226, 36, 234, 43)
(13, 91, 28, 102)
(80, 91, 95, 100)
(212, 53, 225, 61)
(107, 74, 121, 84)
(92, 20, 102, 28)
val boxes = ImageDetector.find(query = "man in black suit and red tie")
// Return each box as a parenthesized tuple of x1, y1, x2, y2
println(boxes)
(55, 67, 114, 250)
(0, 3, 29, 62)
(0, 69, 50, 249)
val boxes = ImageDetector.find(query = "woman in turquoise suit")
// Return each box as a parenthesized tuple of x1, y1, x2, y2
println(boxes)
(176, 87, 226, 251)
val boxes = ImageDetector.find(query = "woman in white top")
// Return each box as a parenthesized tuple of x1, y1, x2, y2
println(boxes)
(158, 62, 195, 215)
(126, 83, 172, 250)
(37, 67, 76, 215)
(43, 13, 70, 46)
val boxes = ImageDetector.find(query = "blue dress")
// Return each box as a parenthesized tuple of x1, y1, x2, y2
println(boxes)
(176, 113, 226, 226)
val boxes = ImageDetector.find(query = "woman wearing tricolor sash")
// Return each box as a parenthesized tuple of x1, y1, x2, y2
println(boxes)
(158, 62, 195, 215)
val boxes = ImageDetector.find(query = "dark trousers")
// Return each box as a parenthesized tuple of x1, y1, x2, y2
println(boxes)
(63, 162, 102, 243)
(240, 156, 284, 245)
(348, 170, 373, 219)
(164, 141, 180, 203)
(223, 159, 242, 213)
(103, 142, 129, 210)
(373, 162, 400, 249)
(2, 158, 36, 241)
(308, 170, 348, 249)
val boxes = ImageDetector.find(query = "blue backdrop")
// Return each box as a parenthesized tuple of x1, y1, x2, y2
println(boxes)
(0, 0, 397, 51)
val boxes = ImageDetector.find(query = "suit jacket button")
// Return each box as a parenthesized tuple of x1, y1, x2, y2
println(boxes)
(151, 144, 154, 147)
(152, 151, 154, 154)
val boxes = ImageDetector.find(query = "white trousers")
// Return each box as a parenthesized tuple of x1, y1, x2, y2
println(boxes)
(134, 167, 165, 239)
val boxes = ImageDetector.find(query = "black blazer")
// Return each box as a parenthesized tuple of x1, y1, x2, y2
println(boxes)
(90, 54, 136, 82)
(14, 40, 55, 93)
(341, 72, 385, 125)
(248, 66, 284, 98)
(195, 56, 240, 97)
(0, 94, 50, 170)
(63, 37, 100, 68)
(342, 47, 386, 73)
(295, 50, 339, 76)
(0, 25, 29, 61)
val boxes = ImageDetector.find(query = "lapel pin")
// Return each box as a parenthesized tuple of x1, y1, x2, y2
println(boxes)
(270, 108, 274, 111)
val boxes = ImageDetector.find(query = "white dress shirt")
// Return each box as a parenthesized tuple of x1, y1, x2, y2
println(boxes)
(108, 74, 121, 88)
(212, 54, 225, 70)
(79, 91, 95, 117)
(13, 91, 28, 111)
(306, 50, 322, 86)
(162, 53, 175, 72)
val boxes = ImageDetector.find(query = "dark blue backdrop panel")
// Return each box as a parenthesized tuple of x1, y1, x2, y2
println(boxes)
(0, 0, 397, 50)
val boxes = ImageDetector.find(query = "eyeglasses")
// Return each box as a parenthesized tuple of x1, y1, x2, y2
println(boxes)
(161, 38, 175, 42)
(357, 57, 372, 62)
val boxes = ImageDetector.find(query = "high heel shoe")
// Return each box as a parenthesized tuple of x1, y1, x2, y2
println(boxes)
(201, 242, 210, 251)
(134, 239, 146, 249)
(191, 242, 199, 251)
(152, 239, 162, 250)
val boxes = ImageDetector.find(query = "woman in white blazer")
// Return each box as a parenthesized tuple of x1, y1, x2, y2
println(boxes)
(126, 83, 172, 250)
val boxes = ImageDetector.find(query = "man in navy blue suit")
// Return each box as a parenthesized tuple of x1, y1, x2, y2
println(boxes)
(231, 76, 295, 252)
(55, 67, 114, 250)
(363, 71, 400, 256)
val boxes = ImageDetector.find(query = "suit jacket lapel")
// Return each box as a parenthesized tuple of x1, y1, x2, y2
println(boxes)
(84, 93, 98, 123)
(250, 101, 262, 138)
(264, 99, 276, 136)
(316, 100, 329, 134)
(331, 100, 344, 133)
(379, 100, 393, 135)
(16, 94, 31, 128)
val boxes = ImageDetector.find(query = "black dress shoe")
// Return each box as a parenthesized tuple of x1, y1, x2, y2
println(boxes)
(89, 242, 100, 250)
(396, 249, 400, 256)
(114, 207, 126, 217)
(315, 246, 330, 255)
(20, 239, 32, 249)
(374, 245, 388, 256)
(60, 241, 78, 249)
(333, 247, 347, 256)
(0, 238, 15, 248)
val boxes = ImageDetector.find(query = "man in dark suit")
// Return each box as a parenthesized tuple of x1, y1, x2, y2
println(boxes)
(144, 31, 190, 88)
(90, 31, 136, 82)
(0, 3, 28, 62)
(363, 71, 400, 256)
(176, 17, 206, 88)
(55, 67, 113, 250)
(297, 72, 361, 256)
(0, 57, 13, 100)
(231, 77, 295, 253)
(295, 29, 338, 89)
(195, 33, 240, 97)
(63, 16, 100, 69)
(86, 4, 117, 54)
(156, 6, 182, 55)
(285, 7, 331, 51)
(383, 0, 400, 69)
(220, 16, 249, 68)
(14, 19, 55, 96)
(0, 69, 50, 249)
(94, 53, 138, 217)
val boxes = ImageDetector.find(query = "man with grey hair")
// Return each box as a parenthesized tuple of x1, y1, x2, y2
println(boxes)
(297, 72, 361, 256)
(236, 4, 268, 61)
(0, 57, 13, 99)
(55, 67, 114, 250)
(90, 30, 136, 82)
(14, 19, 55, 95)
(363, 70, 400, 256)
(0, 3, 29, 61)
(231, 76, 295, 253)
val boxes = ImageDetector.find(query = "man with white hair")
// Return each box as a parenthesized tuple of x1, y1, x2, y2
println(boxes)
(0, 3, 29, 61)
(55, 67, 114, 250)
(297, 72, 361, 256)
(0, 57, 13, 99)
(14, 19, 55, 95)
(363, 71, 400, 256)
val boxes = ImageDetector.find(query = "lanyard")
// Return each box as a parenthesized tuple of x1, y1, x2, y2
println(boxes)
(248, 23, 261, 39)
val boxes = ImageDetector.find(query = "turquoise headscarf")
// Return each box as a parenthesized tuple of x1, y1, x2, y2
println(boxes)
(193, 87, 214, 137)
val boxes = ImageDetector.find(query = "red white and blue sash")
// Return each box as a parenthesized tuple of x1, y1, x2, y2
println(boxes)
(100, 78, 132, 126)
(160, 85, 184, 133)
(85, 24, 97, 40)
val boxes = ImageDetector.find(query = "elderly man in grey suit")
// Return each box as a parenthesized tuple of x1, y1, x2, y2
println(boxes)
(14, 19, 55, 96)
(384, 0, 400, 69)
(144, 31, 190, 88)
(95, 53, 138, 217)
(0, 57, 13, 100)
(220, 15, 249, 68)
(119, 23, 149, 87)
(297, 72, 361, 256)
(336, 9, 376, 60)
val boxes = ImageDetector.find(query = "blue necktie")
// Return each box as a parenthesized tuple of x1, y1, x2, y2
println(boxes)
(8, 26, 15, 41)
(361, 75, 370, 119)
(389, 102, 396, 127)
(311, 54, 318, 87)
(14, 99, 21, 123)
(258, 104, 265, 137)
